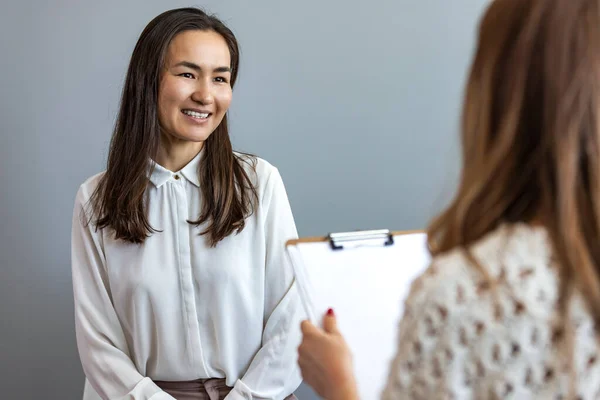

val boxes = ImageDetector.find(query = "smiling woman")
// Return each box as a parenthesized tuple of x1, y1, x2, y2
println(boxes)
(70, 8, 303, 400)
(157, 30, 233, 164)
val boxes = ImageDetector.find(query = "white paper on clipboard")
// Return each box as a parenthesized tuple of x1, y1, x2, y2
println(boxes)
(286, 230, 431, 400)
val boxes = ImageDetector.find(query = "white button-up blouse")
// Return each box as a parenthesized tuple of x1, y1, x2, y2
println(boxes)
(71, 152, 304, 400)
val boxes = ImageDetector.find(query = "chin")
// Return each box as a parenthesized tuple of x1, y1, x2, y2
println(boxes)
(178, 130, 215, 142)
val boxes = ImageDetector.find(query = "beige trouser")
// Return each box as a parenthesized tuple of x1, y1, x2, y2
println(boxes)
(154, 378, 298, 400)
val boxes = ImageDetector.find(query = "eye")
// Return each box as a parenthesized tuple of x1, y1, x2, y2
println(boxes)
(214, 76, 228, 83)
(179, 72, 195, 79)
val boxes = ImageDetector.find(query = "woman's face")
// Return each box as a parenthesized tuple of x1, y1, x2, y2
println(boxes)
(158, 29, 233, 145)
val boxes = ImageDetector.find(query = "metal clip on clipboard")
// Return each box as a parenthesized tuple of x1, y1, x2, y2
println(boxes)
(328, 229, 394, 250)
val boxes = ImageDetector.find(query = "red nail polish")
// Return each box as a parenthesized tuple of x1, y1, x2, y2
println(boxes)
(327, 308, 334, 316)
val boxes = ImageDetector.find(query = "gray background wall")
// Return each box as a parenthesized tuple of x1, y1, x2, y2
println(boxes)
(0, 0, 490, 398)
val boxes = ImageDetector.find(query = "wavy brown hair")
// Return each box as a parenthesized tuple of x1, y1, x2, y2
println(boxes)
(427, 0, 600, 382)
(89, 8, 258, 247)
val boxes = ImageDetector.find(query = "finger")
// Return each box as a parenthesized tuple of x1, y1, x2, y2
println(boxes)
(300, 319, 321, 336)
(323, 308, 340, 335)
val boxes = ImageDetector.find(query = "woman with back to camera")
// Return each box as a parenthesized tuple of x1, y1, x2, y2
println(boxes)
(298, 0, 600, 398)
(71, 8, 302, 400)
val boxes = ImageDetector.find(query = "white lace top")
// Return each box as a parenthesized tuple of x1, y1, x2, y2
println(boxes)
(381, 224, 600, 399)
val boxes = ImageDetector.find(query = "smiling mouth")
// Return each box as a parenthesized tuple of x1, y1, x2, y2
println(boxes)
(182, 109, 211, 119)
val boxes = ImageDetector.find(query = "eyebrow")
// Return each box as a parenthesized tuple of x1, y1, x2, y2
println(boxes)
(173, 61, 231, 73)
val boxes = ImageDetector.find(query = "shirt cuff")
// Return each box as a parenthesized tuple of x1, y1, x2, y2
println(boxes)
(121, 377, 175, 400)
(148, 392, 177, 400)
(224, 379, 253, 400)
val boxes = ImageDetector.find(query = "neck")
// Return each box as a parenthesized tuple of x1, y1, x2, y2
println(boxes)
(155, 135, 204, 172)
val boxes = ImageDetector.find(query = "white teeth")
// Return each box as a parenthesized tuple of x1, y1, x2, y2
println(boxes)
(183, 110, 209, 119)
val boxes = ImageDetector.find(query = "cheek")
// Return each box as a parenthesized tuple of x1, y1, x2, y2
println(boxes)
(157, 84, 172, 124)
(216, 88, 233, 113)
(158, 79, 186, 117)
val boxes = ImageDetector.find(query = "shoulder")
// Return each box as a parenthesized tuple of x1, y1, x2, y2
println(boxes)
(234, 152, 278, 177)
(386, 224, 563, 398)
(74, 171, 106, 206)
(407, 223, 557, 314)
(234, 152, 284, 192)
(398, 224, 560, 363)
(71, 172, 106, 229)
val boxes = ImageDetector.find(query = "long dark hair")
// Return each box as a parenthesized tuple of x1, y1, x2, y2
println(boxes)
(427, 0, 600, 389)
(90, 8, 257, 247)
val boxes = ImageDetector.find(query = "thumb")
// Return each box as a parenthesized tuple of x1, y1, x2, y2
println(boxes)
(323, 308, 340, 335)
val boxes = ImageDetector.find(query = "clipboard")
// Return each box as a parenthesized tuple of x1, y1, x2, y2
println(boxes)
(286, 229, 431, 400)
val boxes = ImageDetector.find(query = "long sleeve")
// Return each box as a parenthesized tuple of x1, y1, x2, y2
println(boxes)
(225, 168, 304, 400)
(380, 258, 508, 400)
(380, 269, 456, 400)
(379, 224, 595, 400)
(71, 185, 175, 400)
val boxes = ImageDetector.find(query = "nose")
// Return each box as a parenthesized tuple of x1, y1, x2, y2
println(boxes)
(191, 80, 214, 105)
